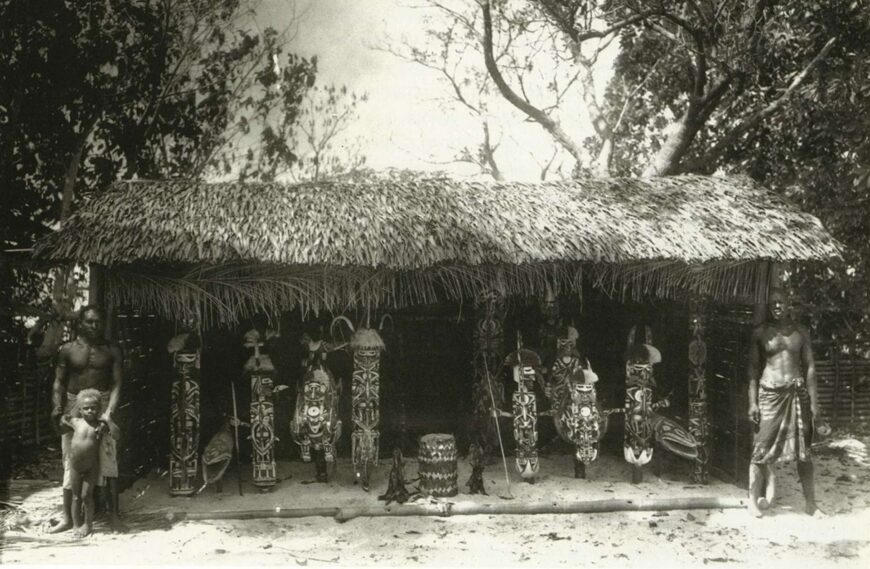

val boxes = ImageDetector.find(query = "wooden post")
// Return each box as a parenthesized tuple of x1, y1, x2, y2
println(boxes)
(348, 325, 385, 492)
(88, 263, 104, 309)
(471, 292, 506, 455)
(623, 325, 656, 484)
(688, 295, 709, 484)
(170, 338, 201, 496)
(245, 331, 278, 490)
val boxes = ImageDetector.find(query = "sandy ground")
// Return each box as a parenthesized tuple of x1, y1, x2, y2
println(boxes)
(2, 433, 870, 568)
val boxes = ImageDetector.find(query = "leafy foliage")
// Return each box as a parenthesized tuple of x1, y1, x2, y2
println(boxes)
(710, 2, 870, 356)
(0, 0, 319, 253)
(0, 0, 326, 341)
(410, 0, 869, 349)
(238, 82, 369, 182)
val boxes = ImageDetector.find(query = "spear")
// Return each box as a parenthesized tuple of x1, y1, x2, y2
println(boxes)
(231, 381, 244, 496)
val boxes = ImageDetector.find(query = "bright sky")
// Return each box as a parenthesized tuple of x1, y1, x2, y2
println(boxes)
(257, 0, 612, 181)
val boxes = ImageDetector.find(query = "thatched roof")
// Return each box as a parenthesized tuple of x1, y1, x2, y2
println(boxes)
(34, 175, 841, 325)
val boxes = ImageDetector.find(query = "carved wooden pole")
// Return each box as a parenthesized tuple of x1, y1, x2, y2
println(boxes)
(169, 333, 201, 496)
(505, 333, 542, 481)
(245, 329, 280, 490)
(623, 325, 657, 484)
(688, 296, 710, 484)
(471, 291, 506, 454)
(349, 326, 385, 492)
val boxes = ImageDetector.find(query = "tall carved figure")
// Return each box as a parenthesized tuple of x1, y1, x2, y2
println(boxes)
(290, 336, 342, 482)
(623, 325, 701, 483)
(331, 316, 387, 491)
(688, 297, 710, 484)
(244, 327, 284, 490)
(168, 331, 201, 496)
(503, 333, 543, 481)
(548, 327, 608, 478)
(623, 325, 659, 483)
(471, 291, 506, 454)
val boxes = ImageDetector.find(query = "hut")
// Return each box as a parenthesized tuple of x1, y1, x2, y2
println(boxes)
(33, 174, 841, 494)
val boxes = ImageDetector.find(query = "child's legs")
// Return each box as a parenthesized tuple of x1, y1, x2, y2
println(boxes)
(81, 468, 99, 530)
(69, 470, 83, 527)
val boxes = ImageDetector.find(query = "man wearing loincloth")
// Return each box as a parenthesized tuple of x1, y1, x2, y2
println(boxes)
(50, 304, 125, 533)
(747, 288, 824, 517)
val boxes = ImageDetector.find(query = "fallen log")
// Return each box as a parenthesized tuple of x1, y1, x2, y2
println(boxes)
(166, 496, 746, 523)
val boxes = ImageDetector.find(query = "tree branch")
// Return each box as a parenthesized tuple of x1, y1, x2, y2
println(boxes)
(687, 37, 838, 173)
(481, 120, 503, 181)
(573, 13, 651, 42)
(612, 58, 663, 135)
(480, 0, 583, 164)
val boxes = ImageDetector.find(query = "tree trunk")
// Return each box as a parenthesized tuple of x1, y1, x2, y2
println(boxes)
(593, 136, 613, 177)
(642, 111, 703, 177)
(60, 116, 99, 222)
(55, 116, 99, 327)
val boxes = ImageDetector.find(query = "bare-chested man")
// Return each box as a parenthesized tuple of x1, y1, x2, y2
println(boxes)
(50, 305, 125, 533)
(747, 288, 823, 517)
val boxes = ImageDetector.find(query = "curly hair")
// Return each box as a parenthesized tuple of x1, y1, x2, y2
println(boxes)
(77, 388, 103, 412)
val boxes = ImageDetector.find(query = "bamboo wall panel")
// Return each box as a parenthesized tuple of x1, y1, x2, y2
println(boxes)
(816, 359, 870, 425)
(1, 349, 54, 449)
(706, 304, 754, 488)
(113, 311, 172, 488)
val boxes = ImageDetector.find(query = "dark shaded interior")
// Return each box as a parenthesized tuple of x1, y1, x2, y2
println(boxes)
(185, 283, 692, 472)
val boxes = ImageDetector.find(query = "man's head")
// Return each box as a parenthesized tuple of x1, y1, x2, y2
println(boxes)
(77, 388, 103, 421)
(767, 288, 788, 321)
(78, 304, 105, 341)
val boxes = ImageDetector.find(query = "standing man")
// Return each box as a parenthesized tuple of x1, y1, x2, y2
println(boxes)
(50, 304, 125, 532)
(747, 288, 824, 517)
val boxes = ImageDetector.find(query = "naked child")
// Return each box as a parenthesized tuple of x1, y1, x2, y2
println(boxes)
(60, 388, 120, 538)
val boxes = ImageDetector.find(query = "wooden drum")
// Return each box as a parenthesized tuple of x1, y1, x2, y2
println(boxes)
(417, 433, 458, 497)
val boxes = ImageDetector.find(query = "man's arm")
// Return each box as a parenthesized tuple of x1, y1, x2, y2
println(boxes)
(103, 344, 123, 421)
(51, 344, 70, 431)
(59, 414, 74, 433)
(800, 325, 819, 417)
(747, 327, 762, 424)
(106, 417, 121, 440)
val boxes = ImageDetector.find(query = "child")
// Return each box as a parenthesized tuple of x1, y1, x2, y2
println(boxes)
(60, 388, 120, 538)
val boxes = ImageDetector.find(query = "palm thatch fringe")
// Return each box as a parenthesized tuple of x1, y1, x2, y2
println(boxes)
(104, 260, 771, 327)
(34, 175, 841, 327)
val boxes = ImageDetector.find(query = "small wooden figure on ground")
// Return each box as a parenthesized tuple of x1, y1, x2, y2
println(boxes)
(378, 448, 410, 505)
(466, 442, 487, 495)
